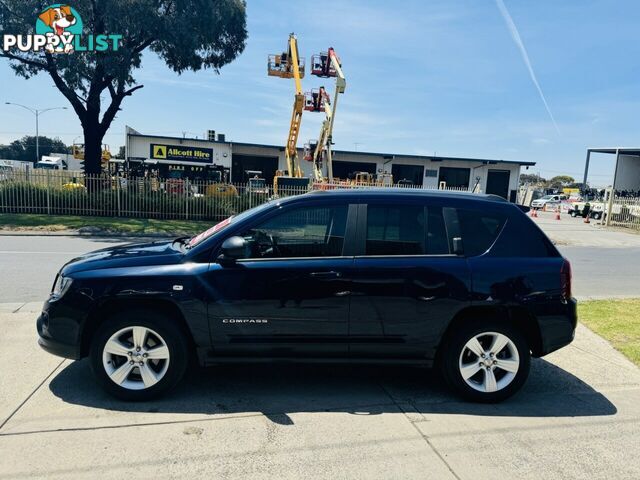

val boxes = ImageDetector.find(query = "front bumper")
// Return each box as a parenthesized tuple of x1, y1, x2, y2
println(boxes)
(36, 307, 81, 360)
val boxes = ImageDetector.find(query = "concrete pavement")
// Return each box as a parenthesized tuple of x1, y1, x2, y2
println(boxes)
(533, 209, 640, 248)
(1, 302, 639, 479)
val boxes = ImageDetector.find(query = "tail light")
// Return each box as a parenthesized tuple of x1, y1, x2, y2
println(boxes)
(560, 259, 572, 300)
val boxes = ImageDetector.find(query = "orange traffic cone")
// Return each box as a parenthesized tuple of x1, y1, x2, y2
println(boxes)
(533, 209, 538, 218)
(555, 207, 561, 220)
(584, 215, 590, 224)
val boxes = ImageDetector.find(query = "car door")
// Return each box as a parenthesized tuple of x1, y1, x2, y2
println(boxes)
(349, 200, 471, 359)
(204, 201, 356, 357)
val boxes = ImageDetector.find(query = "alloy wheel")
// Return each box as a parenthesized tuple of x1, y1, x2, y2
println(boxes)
(458, 331, 520, 393)
(102, 326, 170, 390)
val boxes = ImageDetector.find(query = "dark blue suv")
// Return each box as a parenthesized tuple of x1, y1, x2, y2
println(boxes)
(37, 189, 576, 402)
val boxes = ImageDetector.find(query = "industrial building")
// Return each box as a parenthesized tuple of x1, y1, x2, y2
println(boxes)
(125, 127, 535, 201)
(583, 147, 640, 193)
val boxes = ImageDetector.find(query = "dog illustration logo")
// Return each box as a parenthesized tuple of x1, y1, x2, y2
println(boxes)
(36, 4, 83, 53)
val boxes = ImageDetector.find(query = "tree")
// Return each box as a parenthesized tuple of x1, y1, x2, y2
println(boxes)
(519, 173, 545, 185)
(547, 175, 575, 189)
(0, 1, 247, 175)
(0, 135, 68, 162)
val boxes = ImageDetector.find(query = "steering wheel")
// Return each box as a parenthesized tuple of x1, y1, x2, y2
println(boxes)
(253, 231, 281, 257)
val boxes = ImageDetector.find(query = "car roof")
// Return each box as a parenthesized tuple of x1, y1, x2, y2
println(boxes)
(278, 188, 508, 205)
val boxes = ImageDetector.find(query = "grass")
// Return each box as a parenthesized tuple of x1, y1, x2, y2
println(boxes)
(579, 298, 640, 366)
(0, 213, 212, 236)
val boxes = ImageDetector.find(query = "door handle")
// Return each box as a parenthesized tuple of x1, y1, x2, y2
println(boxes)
(310, 271, 342, 278)
(418, 295, 437, 302)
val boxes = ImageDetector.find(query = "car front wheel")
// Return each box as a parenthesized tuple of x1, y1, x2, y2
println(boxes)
(440, 322, 530, 403)
(89, 310, 189, 401)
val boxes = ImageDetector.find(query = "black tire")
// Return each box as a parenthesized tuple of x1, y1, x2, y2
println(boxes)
(440, 321, 530, 403)
(570, 210, 577, 217)
(89, 309, 189, 401)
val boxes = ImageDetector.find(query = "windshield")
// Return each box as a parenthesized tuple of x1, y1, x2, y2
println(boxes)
(188, 199, 276, 247)
(541, 195, 555, 200)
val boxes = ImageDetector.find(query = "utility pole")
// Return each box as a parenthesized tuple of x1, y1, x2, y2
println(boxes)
(5, 103, 67, 163)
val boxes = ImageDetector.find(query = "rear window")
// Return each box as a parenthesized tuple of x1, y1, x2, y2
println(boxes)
(456, 209, 507, 256)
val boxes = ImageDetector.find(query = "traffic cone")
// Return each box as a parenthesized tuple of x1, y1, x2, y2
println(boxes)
(533, 209, 538, 218)
(555, 207, 561, 220)
(584, 215, 590, 224)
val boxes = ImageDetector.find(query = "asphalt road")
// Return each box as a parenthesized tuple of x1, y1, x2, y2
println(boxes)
(0, 234, 638, 303)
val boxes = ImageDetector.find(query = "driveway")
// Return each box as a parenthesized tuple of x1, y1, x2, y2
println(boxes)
(1, 303, 639, 479)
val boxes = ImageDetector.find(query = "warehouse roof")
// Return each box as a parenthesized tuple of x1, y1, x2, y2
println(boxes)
(127, 133, 536, 167)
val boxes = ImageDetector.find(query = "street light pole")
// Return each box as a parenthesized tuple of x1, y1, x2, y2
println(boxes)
(4, 103, 68, 164)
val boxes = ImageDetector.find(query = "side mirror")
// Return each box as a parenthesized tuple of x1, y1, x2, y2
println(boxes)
(218, 236, 248, 264)
(452, 237, 464, 256)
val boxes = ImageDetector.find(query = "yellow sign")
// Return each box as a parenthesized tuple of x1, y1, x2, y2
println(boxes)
(150, 143, 213, 164)
(153, 145, 167, 159)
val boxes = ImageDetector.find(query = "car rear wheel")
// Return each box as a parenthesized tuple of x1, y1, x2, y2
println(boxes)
(440, 322, 530, 403)
(89, 310, 188, 401)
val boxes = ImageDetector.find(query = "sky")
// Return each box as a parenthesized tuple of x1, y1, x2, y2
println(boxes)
(1, 0, 639, 187)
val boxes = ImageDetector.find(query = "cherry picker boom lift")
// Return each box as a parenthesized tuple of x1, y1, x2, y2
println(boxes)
(268, 33, 311, 193)
(304, 48, 346, 183)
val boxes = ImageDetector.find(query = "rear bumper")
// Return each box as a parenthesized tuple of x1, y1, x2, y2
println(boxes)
(37, 312, 81, 360)
(536, 297, 578, 356)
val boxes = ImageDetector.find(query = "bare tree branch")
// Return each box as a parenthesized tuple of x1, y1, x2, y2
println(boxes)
(0, 52, 47, 69)
(44, 54, 86, 119)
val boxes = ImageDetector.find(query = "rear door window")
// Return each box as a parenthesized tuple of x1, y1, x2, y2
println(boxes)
(456, 209, 507, 256)
(364, 205, 451, 255)
(426, 207, 450, 254)
(366, 205, 425, 255)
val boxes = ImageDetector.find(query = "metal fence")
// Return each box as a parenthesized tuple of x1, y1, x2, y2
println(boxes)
(609, 196, 640, 231)
(0, 169, 471, 221)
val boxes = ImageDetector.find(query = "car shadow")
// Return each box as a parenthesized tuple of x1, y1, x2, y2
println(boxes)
(49, 357, 617, 420)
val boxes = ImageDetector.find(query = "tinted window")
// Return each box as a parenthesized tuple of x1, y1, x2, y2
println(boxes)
(241, 205, 347, 258)
(457, 209, 507, 256)
(427, 207, 450, 254)
(366, 205, 425, 255)
(491, 212, 558, 257)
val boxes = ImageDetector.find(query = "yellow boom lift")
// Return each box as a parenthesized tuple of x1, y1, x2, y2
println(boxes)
(268, 33, 311, 193)
(72, 143, 112, 167)
(303, 48, 346, 183)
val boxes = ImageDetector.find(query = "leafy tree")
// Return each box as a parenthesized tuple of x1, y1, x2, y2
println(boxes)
(548, 175, 575, 186)
(546, 175, 575, 189)
(519, 173, 545, 185)
(0, 135, 68, 162)
(0, 0, 247, 175)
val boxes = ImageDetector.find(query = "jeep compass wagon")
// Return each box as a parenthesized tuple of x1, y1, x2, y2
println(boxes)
(37, 190, 576, 402)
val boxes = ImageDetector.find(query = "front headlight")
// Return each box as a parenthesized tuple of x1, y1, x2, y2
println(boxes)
(51, 275, 73, 299)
